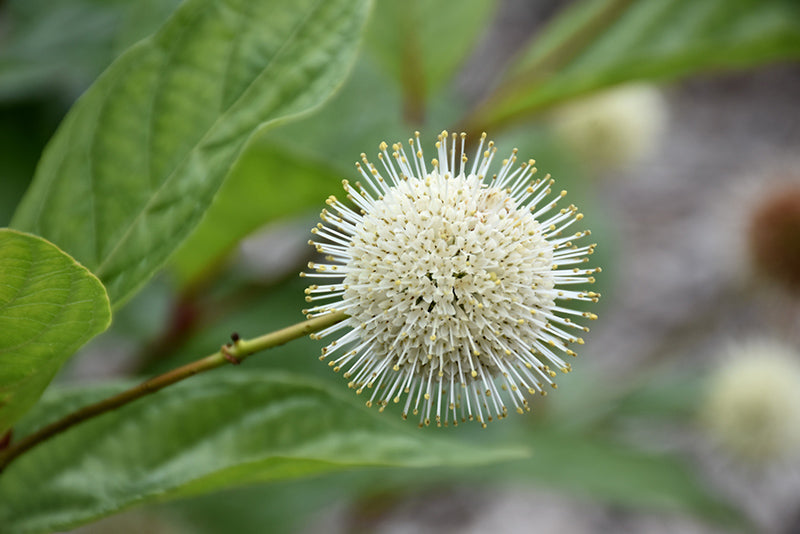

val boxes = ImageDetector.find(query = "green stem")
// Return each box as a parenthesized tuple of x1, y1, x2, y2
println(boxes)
(0, 311, 347, 474)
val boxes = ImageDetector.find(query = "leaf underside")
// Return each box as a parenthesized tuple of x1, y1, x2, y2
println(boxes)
(0, 372, 525, 534)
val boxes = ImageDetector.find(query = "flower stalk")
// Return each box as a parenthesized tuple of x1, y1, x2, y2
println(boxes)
(0, 311, 347, 474)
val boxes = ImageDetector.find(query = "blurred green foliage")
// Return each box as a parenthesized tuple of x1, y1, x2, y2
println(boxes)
(467, 0, 800, 131)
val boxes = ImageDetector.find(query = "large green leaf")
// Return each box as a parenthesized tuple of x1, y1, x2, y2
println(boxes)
(354, 429, 745, 528)
(11, 0, 371, 307)
(169, 426, 746, 532)
(0, 229, 110, 435)
(501, 429, 745, 527)
(0, 373, 525, 534)
(469, 0, 800, 131)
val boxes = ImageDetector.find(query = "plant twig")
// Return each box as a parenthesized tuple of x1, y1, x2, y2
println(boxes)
(132, 262, 312, 374)
(0, 311, 347, 474)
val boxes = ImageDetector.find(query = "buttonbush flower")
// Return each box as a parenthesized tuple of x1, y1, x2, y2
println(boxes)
(303, 131, 599, 427)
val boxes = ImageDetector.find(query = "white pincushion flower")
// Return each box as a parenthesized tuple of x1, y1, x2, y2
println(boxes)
(303, 131, 600, 427)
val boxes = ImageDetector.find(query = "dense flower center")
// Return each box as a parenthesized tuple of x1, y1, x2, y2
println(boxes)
(344, 172, 555, 384)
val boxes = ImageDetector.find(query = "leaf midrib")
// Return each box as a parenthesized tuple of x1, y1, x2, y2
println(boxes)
(93, 0, 325, 281)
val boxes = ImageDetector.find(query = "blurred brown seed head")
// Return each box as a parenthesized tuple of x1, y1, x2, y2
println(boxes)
(747, 183, 800, 294)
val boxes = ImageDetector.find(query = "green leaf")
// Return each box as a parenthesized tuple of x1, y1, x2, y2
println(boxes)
(0, 229, 110, 435)
(0, 372, 525, 534)
(11, 0, 371, 308)
(334, 421, 745, 528)
(501, 429, 746, 528)
(471, 0, 800, 130)
(364, 0, 496, 112)
(170, 426, 746, 532)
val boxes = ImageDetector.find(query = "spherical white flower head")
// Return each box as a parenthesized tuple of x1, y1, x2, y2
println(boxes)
(703, 340, 800, 463)
(303, 131, 600, 427)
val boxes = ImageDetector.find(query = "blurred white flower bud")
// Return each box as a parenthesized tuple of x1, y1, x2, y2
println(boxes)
(702, 339, 800, 464)
(551, 84, 668, 172)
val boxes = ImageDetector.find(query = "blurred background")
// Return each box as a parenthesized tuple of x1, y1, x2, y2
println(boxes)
(2, 0, 799, 532)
